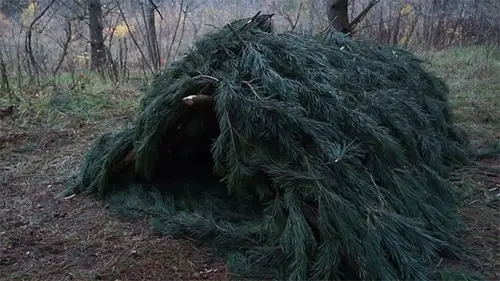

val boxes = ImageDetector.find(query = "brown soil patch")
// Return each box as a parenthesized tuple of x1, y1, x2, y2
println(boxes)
(438, 159, 500, 280)
(0, 120, 227, 281)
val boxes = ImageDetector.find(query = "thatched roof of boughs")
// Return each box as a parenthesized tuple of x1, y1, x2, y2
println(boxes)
(69, 12, 470, 281)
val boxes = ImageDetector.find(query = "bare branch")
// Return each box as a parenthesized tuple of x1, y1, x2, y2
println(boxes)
(166, 0, 186, 64)
(52, 20, 72, 76)
(115, 0, 153, 74)
(25, 0, 58, 85)
(349, 0, 381, 30)
(148, 0, 164, 20)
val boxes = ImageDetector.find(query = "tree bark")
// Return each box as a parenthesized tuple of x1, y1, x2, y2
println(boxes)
(88, 0, 106, 71)
(326, 0, 380, 36)
(0, 51, 13, 103)
(146, 2, 160, 70)
(326, 0, 351, 33)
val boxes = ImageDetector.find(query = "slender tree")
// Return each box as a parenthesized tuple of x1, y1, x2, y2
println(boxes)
(143, 0, 160, 70)
(88, 0, 106, 71)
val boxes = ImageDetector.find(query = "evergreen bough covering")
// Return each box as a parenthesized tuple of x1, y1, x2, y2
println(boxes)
(70, 13, 470, 281)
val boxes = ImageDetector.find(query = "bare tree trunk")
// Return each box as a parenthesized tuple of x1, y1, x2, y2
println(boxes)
(404, 14, 419, 48)
(326, 0, 350, 33)
(88, 0, 106, 71)
(25, 0, 57, 86)
(115, 0, 153, 74)
(392, 12, 401, 45)
(433, 0, 451, 49)
(53, 21, 73, 76)
(146, 2, 160, 70)
(327, 0, 380, 35)
(0, 51, 13, 103)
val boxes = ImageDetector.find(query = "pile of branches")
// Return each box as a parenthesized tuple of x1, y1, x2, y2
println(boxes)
(69, 13, 470, 281)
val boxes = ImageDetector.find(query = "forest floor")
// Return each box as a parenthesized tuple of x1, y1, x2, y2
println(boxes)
(1, 46, 499, 281)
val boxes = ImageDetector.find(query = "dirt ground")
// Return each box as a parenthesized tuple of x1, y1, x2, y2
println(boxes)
(0, 115, 499, 281)
(0, 117, 228, 281)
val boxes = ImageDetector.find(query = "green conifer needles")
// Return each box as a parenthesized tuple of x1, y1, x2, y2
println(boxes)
(70, 13, 469, 280)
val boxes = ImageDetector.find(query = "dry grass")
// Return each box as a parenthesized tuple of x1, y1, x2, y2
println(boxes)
(1, 45, 499, 281)
(425, 45, 500, 281)
(425, 45, 500, 146)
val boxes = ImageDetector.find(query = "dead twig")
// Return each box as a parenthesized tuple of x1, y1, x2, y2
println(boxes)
(148, 0, 164, 20)
(349, 0, 381, 30)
